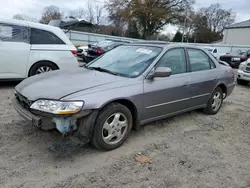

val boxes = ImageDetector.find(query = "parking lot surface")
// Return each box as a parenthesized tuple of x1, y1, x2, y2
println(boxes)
(0, 82, 250, 188)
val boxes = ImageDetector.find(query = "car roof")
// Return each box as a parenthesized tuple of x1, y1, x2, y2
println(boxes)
(131, 40, 169, 46)
(0, 18, 59, 30)
(125, 42, 206, 50)
(0, 18, 73, 45)
(104, 39, 131, 43)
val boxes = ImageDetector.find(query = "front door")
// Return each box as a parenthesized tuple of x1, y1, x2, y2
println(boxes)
(142, 48, 191, 122)
(0, 23, 30, 79)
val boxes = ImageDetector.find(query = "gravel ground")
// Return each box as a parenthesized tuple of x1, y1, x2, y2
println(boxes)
(0, 82, 250, 188)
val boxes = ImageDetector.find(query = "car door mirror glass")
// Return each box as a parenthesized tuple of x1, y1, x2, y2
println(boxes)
(148, 67, 172, 79)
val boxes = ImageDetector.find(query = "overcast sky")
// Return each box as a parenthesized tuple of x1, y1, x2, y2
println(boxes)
(1, 0, 250, 34)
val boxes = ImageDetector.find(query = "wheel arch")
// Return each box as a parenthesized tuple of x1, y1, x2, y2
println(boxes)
(28, 60, 59, 77)
(100, 98, 140, 130)
(216, 83, 227, 98)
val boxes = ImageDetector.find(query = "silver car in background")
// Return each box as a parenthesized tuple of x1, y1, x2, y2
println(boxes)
(13, 43, 236, 151)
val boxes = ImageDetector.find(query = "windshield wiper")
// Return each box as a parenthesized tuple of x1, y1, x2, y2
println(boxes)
(88, 67, 119, 76)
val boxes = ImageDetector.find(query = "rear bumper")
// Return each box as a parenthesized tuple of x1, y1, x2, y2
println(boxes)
(12, 98, 42, 127)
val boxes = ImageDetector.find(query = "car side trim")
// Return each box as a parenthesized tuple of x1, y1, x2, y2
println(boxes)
(145, 93, 210, 109)
(146, 97, 190, 109)
(190, 93, 210, 99)
(141, 104, 207, 125)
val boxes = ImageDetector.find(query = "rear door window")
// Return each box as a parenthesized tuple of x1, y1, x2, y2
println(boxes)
(0, 23, 29, 43)
(187, 48, 216, 72)
(30, 28, 65, 45)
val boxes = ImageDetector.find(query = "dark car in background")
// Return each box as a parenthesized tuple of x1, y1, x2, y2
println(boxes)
(85, 40, 130, 63)
(219, 49, 250, 68)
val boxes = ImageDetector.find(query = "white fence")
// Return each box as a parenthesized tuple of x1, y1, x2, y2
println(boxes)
(66, 30, 250, 53)
(181, 43, 250, 54)
(66, 30, 141, 46)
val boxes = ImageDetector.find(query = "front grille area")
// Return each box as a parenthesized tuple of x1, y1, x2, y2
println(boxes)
(245, 67, 250, 72)
(15, 92, 32, 111)
(247, 63, 250, 66)
(220, 57, 231, 64)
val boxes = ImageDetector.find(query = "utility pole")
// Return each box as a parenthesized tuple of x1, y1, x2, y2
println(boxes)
(181, 3, 188, 43)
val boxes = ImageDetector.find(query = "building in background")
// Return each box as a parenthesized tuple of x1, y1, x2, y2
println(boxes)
(223, 19, 250, 45)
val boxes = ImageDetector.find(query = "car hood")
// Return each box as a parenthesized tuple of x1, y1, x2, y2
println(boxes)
(15, 68, 127, 101)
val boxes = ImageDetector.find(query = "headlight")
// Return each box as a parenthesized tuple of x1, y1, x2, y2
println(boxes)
(30, 100, 84, 115)
(239, 64, 245, 70)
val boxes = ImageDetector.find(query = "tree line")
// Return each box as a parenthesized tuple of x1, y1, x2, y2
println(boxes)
(13, 0, 235, 43)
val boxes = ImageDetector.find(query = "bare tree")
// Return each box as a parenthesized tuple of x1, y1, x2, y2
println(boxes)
(199, 3, 235, 33)
(69, 0, 105, 25)
(13, 14, 25, 20)
(13, 14, 37, 22)
(106, 0, 195, 39)
(106, 0, 130, 36)
(40, 5, 63, 24)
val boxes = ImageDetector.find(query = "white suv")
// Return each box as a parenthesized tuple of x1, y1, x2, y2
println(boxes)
(0, 18, 79, 80)
(237, 59, 250, 85)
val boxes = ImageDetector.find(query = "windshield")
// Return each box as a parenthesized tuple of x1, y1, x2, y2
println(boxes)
(86, 45, 162, 78)
(230, 49, 246, 56)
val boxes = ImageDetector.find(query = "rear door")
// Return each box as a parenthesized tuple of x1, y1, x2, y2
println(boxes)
(0, 23, 30, 79)
(186, 48, 220, 107)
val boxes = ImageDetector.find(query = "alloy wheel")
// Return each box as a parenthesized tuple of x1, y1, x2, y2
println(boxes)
(36, 66, 52, 74)
(102, 112, 128, 145)
(212, 92, 222, 111)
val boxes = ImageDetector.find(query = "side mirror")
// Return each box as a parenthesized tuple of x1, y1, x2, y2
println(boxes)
(147, 67, 172, 79)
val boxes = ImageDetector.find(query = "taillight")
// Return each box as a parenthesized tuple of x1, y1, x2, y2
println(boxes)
(96, 49, 104, 54)
(71, 50, 77, 56)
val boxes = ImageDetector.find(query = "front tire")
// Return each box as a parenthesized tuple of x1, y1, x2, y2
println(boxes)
(92, 103, 133, 151)
(203, 87, 223, 115)
(29, 62, 58, 77)
(237, 79, 249, 86)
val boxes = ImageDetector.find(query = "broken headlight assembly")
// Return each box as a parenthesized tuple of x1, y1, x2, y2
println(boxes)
(30, 100, 84, 115)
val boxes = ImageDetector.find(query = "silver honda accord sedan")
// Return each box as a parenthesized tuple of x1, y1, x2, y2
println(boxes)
(13, 43, 236, 150)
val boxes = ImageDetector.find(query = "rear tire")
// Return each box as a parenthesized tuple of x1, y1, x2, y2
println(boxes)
(92, 103, 133, 151)
(237, 79, 249, 86)
(29, 62, 58, 77)
(203, 87, 223, 115)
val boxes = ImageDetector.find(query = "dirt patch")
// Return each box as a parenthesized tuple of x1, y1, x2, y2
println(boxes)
(0, 83, 250, 188)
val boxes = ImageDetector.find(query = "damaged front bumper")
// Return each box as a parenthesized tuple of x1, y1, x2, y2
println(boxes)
(12, 97, 42, 128)
(12, 98, 98, 141)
